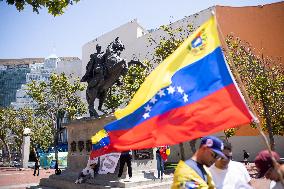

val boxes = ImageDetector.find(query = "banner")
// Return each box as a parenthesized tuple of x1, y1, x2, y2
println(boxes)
(98, 153, 121, 174)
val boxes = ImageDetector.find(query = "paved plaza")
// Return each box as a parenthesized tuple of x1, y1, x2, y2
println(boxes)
(0, 167, 53, 189)
(0, 163, 274, 189)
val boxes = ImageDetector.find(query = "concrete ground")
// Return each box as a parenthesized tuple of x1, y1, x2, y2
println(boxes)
(0, 167, 54, 189)
(0, 163, 277, 189)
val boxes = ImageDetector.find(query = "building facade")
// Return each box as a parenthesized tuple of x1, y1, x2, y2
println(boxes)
(0, 64, 31, 107)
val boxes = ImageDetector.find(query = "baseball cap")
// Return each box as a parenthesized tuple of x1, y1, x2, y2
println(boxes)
(254, 150, 280, 178)
(200, 136, 226, 159)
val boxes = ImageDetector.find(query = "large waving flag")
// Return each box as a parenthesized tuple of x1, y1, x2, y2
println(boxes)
(90, 16, 255, 158)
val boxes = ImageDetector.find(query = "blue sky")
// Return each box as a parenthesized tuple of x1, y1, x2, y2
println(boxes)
(0, 0, 281, 59)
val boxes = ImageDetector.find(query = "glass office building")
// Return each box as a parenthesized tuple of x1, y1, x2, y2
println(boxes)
(0, 64, 31, 107)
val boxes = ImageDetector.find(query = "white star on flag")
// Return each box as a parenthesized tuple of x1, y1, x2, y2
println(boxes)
(144, 104, 152, 112)
(158, 89, 166, 97)
(183, 93, 188, 102)
(150, 96, 157, 104)
(167, 86, 175, 94)
(177, 86, 184, 94)
(143, 112, 150, 119)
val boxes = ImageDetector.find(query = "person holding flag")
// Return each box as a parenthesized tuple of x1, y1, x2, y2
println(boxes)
(172, 136, 225, 189)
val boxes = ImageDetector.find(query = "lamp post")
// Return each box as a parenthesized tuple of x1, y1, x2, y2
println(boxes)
(22, 128, 31, 168)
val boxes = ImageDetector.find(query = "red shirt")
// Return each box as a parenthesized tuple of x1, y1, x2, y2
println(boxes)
(159, 147, 168, 162)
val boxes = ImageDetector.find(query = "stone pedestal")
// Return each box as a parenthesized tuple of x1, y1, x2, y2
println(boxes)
(21, 135, 30, 168)
(65, 115, 157, 177)
(39, 115, 173, 189)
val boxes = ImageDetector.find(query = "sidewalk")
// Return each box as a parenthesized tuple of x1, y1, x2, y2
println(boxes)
(0, 167, 53, 189)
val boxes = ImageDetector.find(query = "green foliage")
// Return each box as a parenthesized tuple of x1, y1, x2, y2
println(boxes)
(224, 128, 237, 139)
(0, 107, 14, 162)
(225, 36, 284, 147)
(103, 61, 152, 112)
(30, 117, 53, 150)
(148, 24, 195, 62)
(0, 107, 53, 158)
(27, 73, 87, 121)
(11, 108, 32, 151)
(26, 73, 86, 158)
(0, 107, 53, 153)
(14, 108, 53, 150)
(3, 0, 80, 16)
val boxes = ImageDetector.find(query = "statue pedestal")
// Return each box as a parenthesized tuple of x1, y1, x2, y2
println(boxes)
(66, 115, 115, 172)
(66, 115, 157, 177)
(65, 115, 156, 176)
(39, 115, 173, 188)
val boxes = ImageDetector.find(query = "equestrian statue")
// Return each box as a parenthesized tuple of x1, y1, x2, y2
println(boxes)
(81, 37, 145, 117)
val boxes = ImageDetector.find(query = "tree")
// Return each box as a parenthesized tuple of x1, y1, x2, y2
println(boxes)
(2, 0, 80, 16)
(26, 73, 86, 165)
(0, 108, 14, 163)
(148, 24, 195, 64)
(9, 107, 53, 152)
(10, 108, 33, 152)
(30, 117, 53, 151)
(0, 106, 53, 165)
(224, 128, 237, 139)
(225, 35, 284, 150)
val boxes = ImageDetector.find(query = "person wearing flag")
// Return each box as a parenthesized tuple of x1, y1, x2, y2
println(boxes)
(171, 136, 225, 189)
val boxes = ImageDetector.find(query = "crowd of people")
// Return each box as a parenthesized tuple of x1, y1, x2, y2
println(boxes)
(172, 136, 284, 189)
(71, 135, 284, 188)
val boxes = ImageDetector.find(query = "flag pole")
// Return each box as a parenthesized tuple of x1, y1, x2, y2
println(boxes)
(211, 10, 270, 148)
(212, 11, 284, 185)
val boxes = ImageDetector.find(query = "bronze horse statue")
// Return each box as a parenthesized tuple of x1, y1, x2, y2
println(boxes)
(81, 37, 145, 117)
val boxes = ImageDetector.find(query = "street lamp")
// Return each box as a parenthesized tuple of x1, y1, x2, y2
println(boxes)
(22, 128, 31, 169)
(23, 128, 31, 136)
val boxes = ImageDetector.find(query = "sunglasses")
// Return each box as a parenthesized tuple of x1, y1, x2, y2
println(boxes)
(221, 154, 233, 160)
(210, 150, 220, 159)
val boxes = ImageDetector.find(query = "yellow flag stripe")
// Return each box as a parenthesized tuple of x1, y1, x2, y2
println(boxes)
(91, 129, 108, 144)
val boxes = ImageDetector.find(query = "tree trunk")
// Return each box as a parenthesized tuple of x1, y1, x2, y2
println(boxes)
(1, 139, 11, 164)
(179, 143, 185, 160)
(54, 111, 63, 172)
(53, 121, 59, 164)
(263, 100, 275, 150)
(53, 116, 58, 171)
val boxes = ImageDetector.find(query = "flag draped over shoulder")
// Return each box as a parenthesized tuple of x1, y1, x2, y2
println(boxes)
(90, 16, 255, 159)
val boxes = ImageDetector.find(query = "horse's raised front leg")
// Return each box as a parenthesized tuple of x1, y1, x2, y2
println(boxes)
(98, 90, 107, 113)
(86, 87, 99, 118)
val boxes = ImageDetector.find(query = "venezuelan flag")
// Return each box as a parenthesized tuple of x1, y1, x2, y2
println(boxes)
(90, 16, 255, 158)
